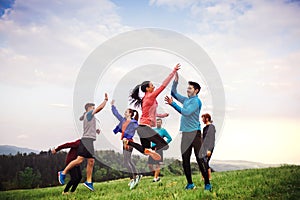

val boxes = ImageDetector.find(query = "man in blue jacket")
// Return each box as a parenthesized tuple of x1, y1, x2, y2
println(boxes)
(165, 72, 212, 191)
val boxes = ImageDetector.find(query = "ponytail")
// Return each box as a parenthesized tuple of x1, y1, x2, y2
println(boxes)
(133, 110, 139, 121)
(130, 81, 150, 107)
(128, 109, 139, 121)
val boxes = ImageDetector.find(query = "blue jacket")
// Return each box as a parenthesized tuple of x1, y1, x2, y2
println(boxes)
(152, 127, 172, 148)
(111, 105, 138, 140)
(171, 81, 202, 132)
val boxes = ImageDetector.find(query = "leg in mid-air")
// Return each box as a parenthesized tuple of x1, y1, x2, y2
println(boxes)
(58, 156, 84, 185)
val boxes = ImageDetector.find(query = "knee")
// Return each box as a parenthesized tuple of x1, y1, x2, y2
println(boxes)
(76, 157, 84, 164)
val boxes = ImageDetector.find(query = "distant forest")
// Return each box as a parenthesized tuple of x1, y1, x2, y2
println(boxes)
(0, 150, 200, 191)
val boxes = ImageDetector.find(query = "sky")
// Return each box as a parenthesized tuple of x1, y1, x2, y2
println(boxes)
(0, 0, 299, 165)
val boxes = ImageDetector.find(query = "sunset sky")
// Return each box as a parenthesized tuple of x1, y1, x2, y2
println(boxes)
(0, 0, 299, 165)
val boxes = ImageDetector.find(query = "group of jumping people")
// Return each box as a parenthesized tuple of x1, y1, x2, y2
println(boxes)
(53, 63, 216, 194)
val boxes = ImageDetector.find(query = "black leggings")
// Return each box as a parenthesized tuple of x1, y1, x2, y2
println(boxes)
(64, 165, 82, 193)
(123, 145, 138, 179)
(181, 131, 210, 185)
(128, 125, 169, 153)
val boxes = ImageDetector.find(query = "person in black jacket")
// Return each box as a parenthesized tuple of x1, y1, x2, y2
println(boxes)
(201, 113, 216, 180)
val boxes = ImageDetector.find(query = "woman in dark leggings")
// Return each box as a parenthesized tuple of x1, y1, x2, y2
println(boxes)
(125, 63, 181, 160)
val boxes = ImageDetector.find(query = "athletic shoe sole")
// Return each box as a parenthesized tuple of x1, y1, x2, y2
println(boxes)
(58, 171, 64, 185)
(83, 182, 94, 191)
(144, 149, 161, 160)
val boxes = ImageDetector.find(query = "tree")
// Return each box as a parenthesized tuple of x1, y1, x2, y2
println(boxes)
(18, 167, 41, 189)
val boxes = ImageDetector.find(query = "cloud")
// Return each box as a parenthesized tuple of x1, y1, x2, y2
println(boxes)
(0, 0, 130, 87)
(49, 103, 71, 109)
(149, 0, 198, 9)
(17, 134, 29, 139)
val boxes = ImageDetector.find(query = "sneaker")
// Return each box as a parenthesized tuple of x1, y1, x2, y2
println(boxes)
(185, 183, 196, 190)
(58, 171, 66, 185)
(130, 175, 142, 190)
(204, 184, 212, 191)
(144, 149, 161, 161)
(128, 179, 134, 186)
(135, 174, 142, 184)
(129, 179, 136, 190)
(152, 177, 161, 182)
(83, 181, 94, 191)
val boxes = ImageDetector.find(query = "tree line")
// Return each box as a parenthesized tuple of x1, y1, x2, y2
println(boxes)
(0, 150, 200, 191)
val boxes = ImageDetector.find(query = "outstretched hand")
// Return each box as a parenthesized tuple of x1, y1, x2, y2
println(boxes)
(174, 63, 181, 71)
(51, 149, 56, 154)
(104, 93, 108, 101)
(164, 96, 173, 105)
(111, 100, 115, 105)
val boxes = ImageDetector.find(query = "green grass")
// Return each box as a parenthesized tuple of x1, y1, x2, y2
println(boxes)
(1, 165, 299, 200)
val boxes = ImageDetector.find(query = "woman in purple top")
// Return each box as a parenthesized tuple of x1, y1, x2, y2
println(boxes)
(111, 100, 142, 190)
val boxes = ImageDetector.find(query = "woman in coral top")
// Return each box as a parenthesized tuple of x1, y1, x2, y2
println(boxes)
(125, 63, 181, 161)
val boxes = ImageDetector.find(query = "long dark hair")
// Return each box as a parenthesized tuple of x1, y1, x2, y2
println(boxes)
(130, 81, 150, 107)
(128, 109, 139, 121)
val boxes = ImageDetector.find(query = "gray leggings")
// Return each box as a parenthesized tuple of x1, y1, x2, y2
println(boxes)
(123, 145, 138, 179)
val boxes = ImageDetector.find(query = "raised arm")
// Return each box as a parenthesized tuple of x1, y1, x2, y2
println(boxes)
(111, 100, 123, 122)
(165, 96, 200, 116)
(92, 93, 108, 115)
(171, 73, 188, 104)
(150, 63, 181, 98)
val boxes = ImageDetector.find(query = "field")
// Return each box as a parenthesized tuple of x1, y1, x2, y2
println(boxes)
(0, 165, 299, 200)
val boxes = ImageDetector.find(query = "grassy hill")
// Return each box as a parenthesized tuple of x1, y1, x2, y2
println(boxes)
(0, 165, 299, 200)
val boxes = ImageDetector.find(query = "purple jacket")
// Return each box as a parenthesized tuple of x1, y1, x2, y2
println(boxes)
(111, 105, 138, 140)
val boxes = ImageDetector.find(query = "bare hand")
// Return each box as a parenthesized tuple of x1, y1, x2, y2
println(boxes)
(111, 100, 115, 105)
(104, 93, 108, 101)
(174, 63, 181, 71)
(207, 150, 211, 157)
(164, 96, 173, 105)
(96, 129, 101, 135)
(51, 149, 56, 154)
(174, 72, 179, 82)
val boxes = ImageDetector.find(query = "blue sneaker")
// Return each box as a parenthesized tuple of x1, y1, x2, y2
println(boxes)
(185, 183, 196, 190)
(58, 171, 66, 185)
(204, 184, 212, 191)
(83, 181, 94, 191)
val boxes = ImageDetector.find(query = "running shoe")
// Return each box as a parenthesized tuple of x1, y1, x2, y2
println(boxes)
(152, 177, 161, 182)
(58, 171, 66, 185)
(83, 181, 94, 191)
(130, 175, 143, 190)
(128, 179, 134, 186)
(185, 183, 196, 190)
(204, 184, 212, 191)
(144, 149, 161, 161)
